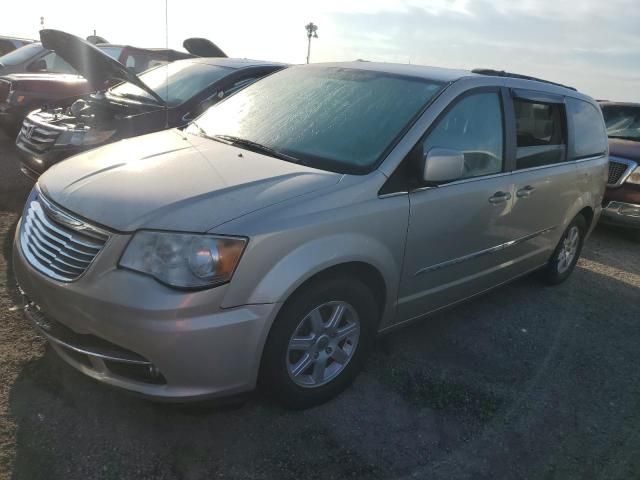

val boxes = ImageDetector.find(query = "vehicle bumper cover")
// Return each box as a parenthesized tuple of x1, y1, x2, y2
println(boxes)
(600, 201, 640, 229)
(15, 139, 81, 179)
(12, 220, 280, 400)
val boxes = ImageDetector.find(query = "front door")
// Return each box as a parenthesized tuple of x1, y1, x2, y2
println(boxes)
(397, 89, 517, 322)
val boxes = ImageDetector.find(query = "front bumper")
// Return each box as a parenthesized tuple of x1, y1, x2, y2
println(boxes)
(600, 201, 640, 229)
(13, 221, 281, 400)
(15, 138, 82, 180)
(0, 104, 23, 135)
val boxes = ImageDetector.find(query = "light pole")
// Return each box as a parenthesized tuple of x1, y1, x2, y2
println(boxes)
(305, 22, 318, 64)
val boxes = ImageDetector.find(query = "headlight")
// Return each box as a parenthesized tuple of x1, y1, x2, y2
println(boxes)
(627, 166, 640, 185)
(119, 231, 247, 289)
(55, 129, 115, 147)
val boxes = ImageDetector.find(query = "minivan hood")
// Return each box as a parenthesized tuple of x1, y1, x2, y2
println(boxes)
(38, 129, 342, 232)
(39, 29, 165, 105)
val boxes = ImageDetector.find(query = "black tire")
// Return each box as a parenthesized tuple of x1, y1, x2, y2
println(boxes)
(538, 215, 587, 285)
(259, 276, 378, 409)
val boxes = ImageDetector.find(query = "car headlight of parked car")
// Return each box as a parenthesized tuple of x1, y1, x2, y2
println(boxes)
(627, 166, 640, 185)
(119, 231, 247, 289)
(55, 129, 116, 147)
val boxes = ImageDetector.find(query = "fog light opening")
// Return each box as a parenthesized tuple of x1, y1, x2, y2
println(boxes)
(148, 364, 161, 378)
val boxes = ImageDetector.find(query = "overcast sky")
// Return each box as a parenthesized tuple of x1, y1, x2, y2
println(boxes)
(2, 0, 638, 101)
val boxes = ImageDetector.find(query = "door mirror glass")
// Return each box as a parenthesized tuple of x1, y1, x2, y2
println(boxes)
(422, 148, 465, 183)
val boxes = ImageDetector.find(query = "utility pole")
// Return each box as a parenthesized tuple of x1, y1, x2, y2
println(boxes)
(305, 22, 318, 64)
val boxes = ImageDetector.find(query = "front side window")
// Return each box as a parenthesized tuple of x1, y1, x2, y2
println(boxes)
(187, 66, 444, 174)
(421, 91, 504, 180)
(514, 98, 566, 169)
(567, 98, 607, 158)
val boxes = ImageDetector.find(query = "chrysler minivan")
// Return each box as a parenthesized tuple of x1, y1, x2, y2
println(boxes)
(14, 62, 608, 408)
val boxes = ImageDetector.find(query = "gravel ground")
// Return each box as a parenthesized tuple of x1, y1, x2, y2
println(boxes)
(0, 130, 639, 480)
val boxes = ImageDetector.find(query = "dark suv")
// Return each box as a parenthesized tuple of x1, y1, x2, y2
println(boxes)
(15, 30, 285, 179)
(599, 102, 640, 234)
(0, 34, 203, 135)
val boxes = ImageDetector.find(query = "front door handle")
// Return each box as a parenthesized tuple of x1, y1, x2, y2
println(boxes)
(488, 191, 512, 205)
(516, 185, 536, 198)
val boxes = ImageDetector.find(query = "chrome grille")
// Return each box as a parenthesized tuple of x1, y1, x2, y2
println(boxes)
(18, 118, 61, 153)
(0, 79, 10, 102)
(607, 156, 637, 187)
(19, 190, 109, 281)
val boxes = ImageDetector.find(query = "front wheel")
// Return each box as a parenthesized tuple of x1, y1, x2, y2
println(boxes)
(259, 277, 378, 409)
(538, 215, 587, 285)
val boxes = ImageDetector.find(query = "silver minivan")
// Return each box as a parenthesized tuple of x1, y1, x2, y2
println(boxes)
(14, 62, 608, 408)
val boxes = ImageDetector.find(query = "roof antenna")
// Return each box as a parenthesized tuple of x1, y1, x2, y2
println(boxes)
(164, 0, 169, 129)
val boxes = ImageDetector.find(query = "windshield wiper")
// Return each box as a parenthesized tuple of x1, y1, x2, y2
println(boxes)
(211, 134, 304, 164)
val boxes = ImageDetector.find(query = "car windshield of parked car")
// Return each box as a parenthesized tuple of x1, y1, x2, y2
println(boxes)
(0, 42, 43, 66)
(602, 105, 640, 141)
(187, 66, 444, 174)
(109, 60, 233, 107)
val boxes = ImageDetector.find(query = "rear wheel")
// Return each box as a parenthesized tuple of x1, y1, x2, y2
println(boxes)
(259, 277, 378, 409)
(538, 215, 586, 285)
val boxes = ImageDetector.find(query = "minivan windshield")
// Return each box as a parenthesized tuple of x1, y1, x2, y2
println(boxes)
(110, 60, 233, 107)
(187, 66, 444, 174)
(602, 105, 640, 141)
(0, 42, 44, 66)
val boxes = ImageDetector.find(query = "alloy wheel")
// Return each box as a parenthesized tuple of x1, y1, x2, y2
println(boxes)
(286, 301, 360, 388)
(557, 225, 580, 274)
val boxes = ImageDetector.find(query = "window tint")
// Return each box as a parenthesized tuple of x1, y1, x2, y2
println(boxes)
(514, 99, 566, 169)
(421, 92, 504, 180)
(567, 98, 607, 158)
(0, 40, 14, 56)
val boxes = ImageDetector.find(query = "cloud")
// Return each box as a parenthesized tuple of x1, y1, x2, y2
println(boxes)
(321, 0, 640, 100)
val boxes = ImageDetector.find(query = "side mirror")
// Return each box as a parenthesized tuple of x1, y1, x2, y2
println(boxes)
(421, 148, 465, 183)
(28, 59, 47, 72)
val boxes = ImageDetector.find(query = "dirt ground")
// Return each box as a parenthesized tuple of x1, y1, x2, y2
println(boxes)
(0, 129, 639, 480)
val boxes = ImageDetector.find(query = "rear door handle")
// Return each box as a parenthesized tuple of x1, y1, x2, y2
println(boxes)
(488, 191, 512, 204)
(516, 185, 536, 198)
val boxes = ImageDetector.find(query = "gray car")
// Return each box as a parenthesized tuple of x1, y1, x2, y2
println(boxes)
(13, 62, 608, 408)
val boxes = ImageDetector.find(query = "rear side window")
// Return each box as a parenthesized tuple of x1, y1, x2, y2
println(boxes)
(514, 99, 566, 169)
(566, 98, 607, 158)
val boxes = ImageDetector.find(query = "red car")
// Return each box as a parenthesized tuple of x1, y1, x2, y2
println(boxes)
(599, 101, 640, 236)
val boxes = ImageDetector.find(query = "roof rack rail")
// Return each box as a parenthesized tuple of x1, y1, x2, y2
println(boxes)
(471, 68, 577, 91)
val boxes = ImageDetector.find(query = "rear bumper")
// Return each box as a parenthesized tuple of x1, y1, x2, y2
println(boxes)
(600, 201, 640, 229)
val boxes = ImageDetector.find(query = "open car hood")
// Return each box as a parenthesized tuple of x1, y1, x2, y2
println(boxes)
(183, 38, 227, 58)
(39, 29, 165, 105)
